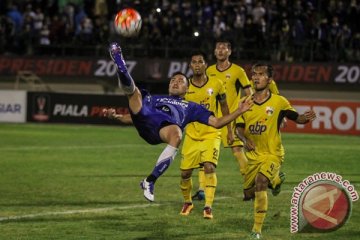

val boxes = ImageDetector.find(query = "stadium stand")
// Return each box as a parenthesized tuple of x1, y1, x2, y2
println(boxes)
(0, 0, 359, 62)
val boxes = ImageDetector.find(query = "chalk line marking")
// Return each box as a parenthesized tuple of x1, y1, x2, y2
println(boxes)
(0, 144, 155, 151)
(0, 196, 235, 222)
(0, 203, 160, 222)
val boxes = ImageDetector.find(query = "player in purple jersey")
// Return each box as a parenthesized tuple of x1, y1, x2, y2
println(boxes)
(103, 42, 253, 202)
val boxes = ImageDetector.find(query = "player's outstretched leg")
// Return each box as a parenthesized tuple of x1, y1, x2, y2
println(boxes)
(108, 42, 135, 94)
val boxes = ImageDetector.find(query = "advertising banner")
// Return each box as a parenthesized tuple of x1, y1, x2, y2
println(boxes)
(25, 92, 360, 135)
(1, 56, 359, 86)
(284, 99, 360, 135)
(27, 92, 129, 125)
(0, 90, 27, 123)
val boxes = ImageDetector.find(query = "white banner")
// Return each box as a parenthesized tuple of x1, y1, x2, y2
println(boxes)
(0, 90, 27, 123)
(284, 99, 360, 135)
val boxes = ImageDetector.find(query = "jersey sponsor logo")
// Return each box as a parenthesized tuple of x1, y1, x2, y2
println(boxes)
(265, 106, 274, 116)
(157, 98, 189, 108)
(249, 121, 267, 135)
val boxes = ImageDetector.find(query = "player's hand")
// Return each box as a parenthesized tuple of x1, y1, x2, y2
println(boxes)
(102, 108, 118, 119)
(103, 108, 133, 124)
(243, 138, 255, 151)
(238, 96, 253, 114)
(304, 110, 316, 122)
(227, 130, 234, 145)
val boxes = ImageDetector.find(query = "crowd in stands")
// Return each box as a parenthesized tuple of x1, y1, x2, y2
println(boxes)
(0, 0, 359, 62)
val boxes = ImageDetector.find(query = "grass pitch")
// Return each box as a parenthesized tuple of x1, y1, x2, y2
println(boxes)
(0, 123, 359, 240)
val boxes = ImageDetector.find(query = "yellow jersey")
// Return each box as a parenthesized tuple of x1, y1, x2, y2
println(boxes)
(206, 63, 251, 116)
(237, 93, 296, 161)
(184, 76, 226, 140)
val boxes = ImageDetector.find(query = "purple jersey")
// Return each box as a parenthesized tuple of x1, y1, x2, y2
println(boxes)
(130, 90, 213, 144)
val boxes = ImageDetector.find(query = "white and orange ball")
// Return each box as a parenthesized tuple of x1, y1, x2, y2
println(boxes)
(114, 8, 142, 37)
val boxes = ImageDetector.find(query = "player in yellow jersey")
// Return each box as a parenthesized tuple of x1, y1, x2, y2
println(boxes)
(179, 51, 232, 219)
(207, 40, 253, 175)
(235, 63, 316, 239)
(250, 74, 288, 129)
(191, 40, 253, 200)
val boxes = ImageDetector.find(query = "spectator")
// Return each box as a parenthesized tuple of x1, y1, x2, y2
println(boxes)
(338, 24, 352, 61)
(251, 1, 266, 24)
(39, 24, 50, 46)
(6, 4, 22, 33)
(292, 18, 306, 61)
(0, 0, 357, 62)
(277, 19, 292, 61)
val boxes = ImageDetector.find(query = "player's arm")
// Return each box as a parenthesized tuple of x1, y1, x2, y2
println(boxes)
(243, 86, 253, 96)
(102, 108, 133, 124)
(208, 96, 253, 128)
(285, 109, 316, 124)
(218, 94, 234, 145)
(235, 123, 255, 151)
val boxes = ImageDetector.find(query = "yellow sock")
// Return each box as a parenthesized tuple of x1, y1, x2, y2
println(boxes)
(198, 168, 205, 191)
(204, 173, 217, 207)
(180, 177, 192, 203)
(252, 191, 268, 233)
(233, 151, 248, 175)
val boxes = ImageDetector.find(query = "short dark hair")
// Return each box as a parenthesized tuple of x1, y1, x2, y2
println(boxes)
(170, 71, 189, 84)
(252, 62, 274, 78)
(215, 39, 232, 50)
(190, 50, 207, 63)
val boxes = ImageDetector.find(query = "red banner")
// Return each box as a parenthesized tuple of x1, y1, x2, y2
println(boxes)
(1, 56, 359, 86)
(284, 99, 360, 135)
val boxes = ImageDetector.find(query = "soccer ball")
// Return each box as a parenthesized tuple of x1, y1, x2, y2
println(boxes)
(114, 8, 142, 37)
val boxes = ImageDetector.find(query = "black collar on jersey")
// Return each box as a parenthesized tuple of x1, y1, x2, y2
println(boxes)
(189, 76, 209, 88)
(253, 91, 272, 105)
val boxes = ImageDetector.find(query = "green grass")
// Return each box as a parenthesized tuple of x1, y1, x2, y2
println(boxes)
(0, 123, 359, 240)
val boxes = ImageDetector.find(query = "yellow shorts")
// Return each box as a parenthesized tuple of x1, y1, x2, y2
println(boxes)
(180, 135, 221, 170)
(243, 154, 283, 190)
(221, 121, 244, 148)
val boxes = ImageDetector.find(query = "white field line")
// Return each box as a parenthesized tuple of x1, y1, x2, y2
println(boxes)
(1, 189, 358, 222)
(0, 203, 160, 222)
(0, 196, 233, 222)
(0, 144, 155, 151)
